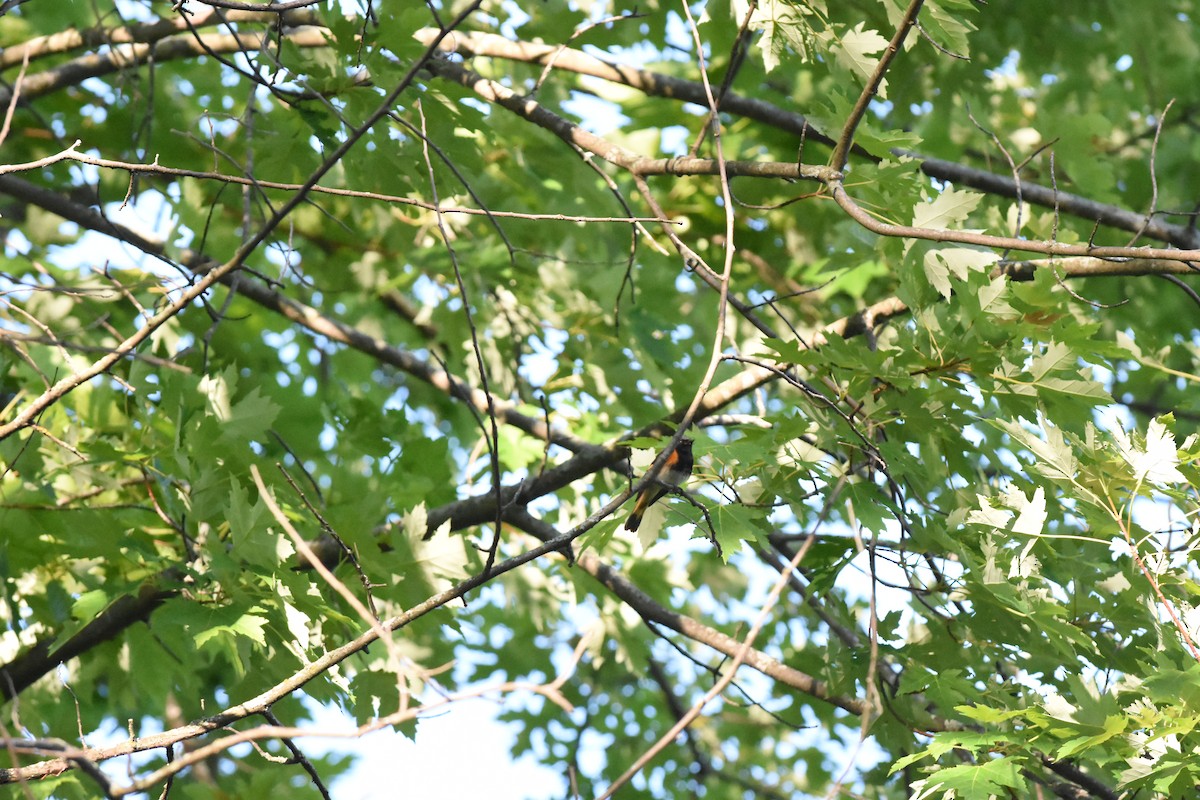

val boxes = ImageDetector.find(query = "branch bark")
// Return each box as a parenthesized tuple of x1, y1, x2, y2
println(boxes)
(0, 581, 174, 702)
(414, 28, 1200, 250)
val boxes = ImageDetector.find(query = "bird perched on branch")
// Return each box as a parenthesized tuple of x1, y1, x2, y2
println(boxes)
(624, 437, 694, 532)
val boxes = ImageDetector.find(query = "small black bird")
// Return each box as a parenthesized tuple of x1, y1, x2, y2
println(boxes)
(624, 437, 694, 532)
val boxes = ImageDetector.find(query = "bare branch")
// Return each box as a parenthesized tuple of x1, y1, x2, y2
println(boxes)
(418, 28, 1200, 250)
(0, 29, 329, 108)
(830, 0, 924, 170)
(0, 7, 322, 70)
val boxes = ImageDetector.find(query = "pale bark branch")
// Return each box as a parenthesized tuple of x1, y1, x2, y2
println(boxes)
(415, 28, 1200, 250)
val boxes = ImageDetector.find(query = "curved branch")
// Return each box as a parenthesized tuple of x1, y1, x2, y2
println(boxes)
(425, 55, 1200, 264)
(828, 180, 1200, 262)
(415, 29, 1200, 250)
(913, 156, 1200, 250)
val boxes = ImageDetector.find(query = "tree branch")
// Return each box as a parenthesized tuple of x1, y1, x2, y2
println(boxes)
(0, 4, 469, 443)
(416, 28, 1200, 250)
(0, 7, 323, 70)
(830, 0, 924, 170)
(0, 581, 175, 702)
(504, 507, 870, 717)
(0, 29, 329, 108)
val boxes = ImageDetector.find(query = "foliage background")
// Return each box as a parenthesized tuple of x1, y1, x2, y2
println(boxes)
(2, 0, 1200, 798)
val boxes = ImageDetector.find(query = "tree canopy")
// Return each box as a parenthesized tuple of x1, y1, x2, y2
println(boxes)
(4, 0, 1200, 797)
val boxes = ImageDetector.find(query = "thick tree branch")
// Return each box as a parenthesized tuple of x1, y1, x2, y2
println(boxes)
(0, 581, 174, 702)
(0, 7, 323, 70)
(424, 57, 833, 184)
(416, 29, 1200, 250)
(0, 30, 329, 108)
(504, 507, 888, 720)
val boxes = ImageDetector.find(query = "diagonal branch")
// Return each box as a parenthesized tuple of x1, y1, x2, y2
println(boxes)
(830, 0, 924, 170)
(0, 579, 176, 702)
(0, 526, 581, 784)
(0, 173, 604, 456)
(0, 6, 483, 437)
(504, 507, 873, 718)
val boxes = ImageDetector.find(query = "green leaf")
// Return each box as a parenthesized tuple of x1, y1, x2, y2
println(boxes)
(72, 589, 111, 621)
(835, 23, 890, 83)
(912, 187, 985, 230)
(350, 670, 404, 728)
(193, 607, 270, 649)
(1055, 714, 1127, 759)
(710, 502, 767, 562)
(923, 247, 999, 299)
(924, 758, 1023, 795)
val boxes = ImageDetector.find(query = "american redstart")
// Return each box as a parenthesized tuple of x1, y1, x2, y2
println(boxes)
(624, 437, 694, 532)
